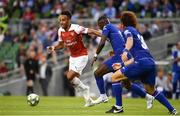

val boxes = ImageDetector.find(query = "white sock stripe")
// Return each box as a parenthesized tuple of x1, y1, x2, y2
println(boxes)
(112, 83, 121, 86)
(154, 91, 161, 98)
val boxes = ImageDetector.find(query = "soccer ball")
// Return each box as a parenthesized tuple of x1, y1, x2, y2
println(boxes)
(27, 93, 40, 106)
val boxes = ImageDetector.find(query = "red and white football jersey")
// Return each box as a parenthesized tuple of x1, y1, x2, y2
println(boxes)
(58, 24, 88, 57)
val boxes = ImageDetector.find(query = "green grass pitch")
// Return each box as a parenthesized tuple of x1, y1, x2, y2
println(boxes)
(0, 96, 179, 116)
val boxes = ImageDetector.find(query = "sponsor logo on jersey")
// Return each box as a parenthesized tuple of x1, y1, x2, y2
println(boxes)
(70, 32, 74, 36)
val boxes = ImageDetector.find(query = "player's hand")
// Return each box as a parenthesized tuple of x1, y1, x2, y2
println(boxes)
(91, 57, 97, 67)
(177, 58, 180, 61)
(112, 63, 122, 70)
(121, 52, 128, 62)
(47, 46, 55, 54)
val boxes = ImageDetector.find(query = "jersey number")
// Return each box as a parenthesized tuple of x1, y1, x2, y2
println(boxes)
(137, 34, 148, 49)
(118, 31, 124, 41)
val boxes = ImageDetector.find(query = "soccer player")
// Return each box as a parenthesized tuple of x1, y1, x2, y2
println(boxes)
(172, 41, 180, 99)
(92, 15, 154, 113)
(47, 11, 101, 107)
(109, 11, 177, 115)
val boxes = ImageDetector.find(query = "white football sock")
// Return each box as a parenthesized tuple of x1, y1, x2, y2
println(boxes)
(71, 77, 87, 90)
(172, 93, 176, 99)
(71, 77, 90, 101)
(100, 94, 107, 98)
(145, 93, 153, 99)
(115, 105, 122, 109)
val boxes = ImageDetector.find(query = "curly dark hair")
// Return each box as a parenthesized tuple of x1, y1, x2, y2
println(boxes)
(61, 11, 72, 19)
(121, 11, 138, 28)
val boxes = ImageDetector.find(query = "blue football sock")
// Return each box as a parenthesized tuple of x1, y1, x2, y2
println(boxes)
(153, 90, 174, 112)
(95, 76, 105, 94)
(173, 82, 177, 93)
(130, 83, 146, 98)
(112, 82, 122, 106)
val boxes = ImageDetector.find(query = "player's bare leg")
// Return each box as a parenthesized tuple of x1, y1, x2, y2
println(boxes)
(67, 70, 94, 107)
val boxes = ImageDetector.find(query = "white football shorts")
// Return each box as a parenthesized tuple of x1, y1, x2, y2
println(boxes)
(69, 55, 88, 75)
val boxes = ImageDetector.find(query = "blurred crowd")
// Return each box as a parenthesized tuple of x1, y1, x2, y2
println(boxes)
(0, 0, 179, 20)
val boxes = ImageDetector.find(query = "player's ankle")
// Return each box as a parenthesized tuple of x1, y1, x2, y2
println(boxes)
(100, 94, 107, 98)
(145, 93, 153, 100)
(114, 105, 122, 109)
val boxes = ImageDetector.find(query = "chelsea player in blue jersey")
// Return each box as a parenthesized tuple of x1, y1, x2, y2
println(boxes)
(92, 15, 154, 113)
(110, 11, 177, 115)
(172, 41, 180, 99)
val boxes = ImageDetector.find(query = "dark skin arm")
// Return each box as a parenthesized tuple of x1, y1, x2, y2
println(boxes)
(87, 28, 102, 37)
(91, 35, 107, 66)
(47, 41, 64, 53)
(54, 41, 64, 50)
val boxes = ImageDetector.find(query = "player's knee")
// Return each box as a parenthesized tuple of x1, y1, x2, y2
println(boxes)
(111, 74, 118, 83)
(94, 69, 103, 77)
(144, 84, 155, 95)
(122, 79, 131, 89)
(67, 72, 74, 80)
(111, 76, 116, 83)
(67, 70, 80, 80)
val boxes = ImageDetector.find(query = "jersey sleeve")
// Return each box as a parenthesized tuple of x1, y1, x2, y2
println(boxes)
(58, 28, 63, 42)
(75, 25, 88, 34)
(124, 29, 133, 38)
(102, 25, 110, 37)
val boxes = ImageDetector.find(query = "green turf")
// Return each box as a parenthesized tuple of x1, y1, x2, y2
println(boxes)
(0, 96, 179, 116)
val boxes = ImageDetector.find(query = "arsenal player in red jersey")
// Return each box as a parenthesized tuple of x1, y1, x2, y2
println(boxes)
(47, 11, 101, 107)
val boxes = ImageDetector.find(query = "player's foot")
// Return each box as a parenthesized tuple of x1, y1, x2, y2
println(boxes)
(147, 95, 154, 109)
(106, 105, 124, 113)
(82, 86, 90, 95)
(94, 95, 109, 104)
(169, 109, 178, 115)
(84, 98, 95, 107)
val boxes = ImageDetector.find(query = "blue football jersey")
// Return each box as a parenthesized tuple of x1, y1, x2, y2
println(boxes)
(172, 50, 180, 72)
(102, 24, 125, 55)
(123, 26, 154, 61)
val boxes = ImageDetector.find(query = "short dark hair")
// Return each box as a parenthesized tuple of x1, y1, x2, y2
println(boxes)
(121, 11, 137, 27)
(98, 15, 108, 22)
(61, 11, 72, 19)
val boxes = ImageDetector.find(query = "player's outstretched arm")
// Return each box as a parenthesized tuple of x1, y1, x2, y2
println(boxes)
(91, 36, 106, 66)
(47, 41, 64, 53)
(87, 28, 102, 37)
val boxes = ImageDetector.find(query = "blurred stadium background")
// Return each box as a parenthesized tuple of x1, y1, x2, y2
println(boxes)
(0, 0, 180, 100)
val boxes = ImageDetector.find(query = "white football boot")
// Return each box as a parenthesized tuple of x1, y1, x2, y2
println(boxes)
(84, 98, 95, 107)
(82, 86, 95, 107)
(146, 94, 154, 109)
(94, 94, 109, 104)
